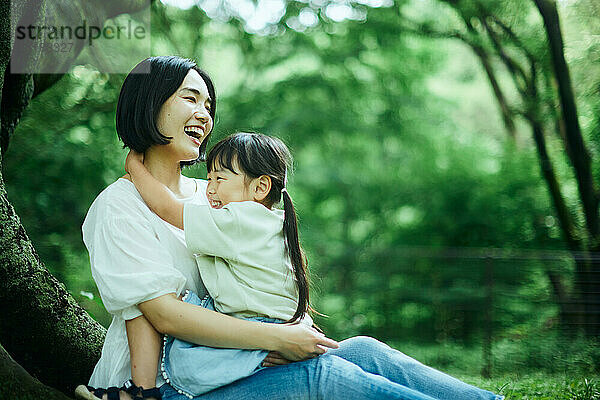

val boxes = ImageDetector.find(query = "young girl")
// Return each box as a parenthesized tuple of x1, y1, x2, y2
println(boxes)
(124, 132, 316, 398)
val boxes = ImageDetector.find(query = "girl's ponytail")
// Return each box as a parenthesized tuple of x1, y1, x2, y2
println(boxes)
(281, 187, 310, 324)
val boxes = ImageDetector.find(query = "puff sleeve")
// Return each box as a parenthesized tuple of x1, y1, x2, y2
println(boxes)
(85, 216, 186, 320)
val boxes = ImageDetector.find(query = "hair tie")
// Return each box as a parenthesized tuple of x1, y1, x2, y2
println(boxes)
(281, 187, 288, 194)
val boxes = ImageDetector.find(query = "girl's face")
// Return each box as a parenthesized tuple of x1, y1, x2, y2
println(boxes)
(206, 161, 254, 209)
(155, 69, 213, 162)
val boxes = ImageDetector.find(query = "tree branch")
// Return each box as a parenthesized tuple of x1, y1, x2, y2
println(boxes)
(462, 16, 517, 139)
(478, 16, 529, 94)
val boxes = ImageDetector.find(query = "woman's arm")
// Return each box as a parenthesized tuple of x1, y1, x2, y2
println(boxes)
(138, 293, 338, 361)
(125, 150, 184, 229)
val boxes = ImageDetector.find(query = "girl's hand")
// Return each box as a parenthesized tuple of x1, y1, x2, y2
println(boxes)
(273, 323, 338, 361)
(125, 150, 144, 174)
(262, 351, 293, 367)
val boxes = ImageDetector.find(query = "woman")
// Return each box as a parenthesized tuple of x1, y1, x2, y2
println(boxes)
(81, 56, 503, 400)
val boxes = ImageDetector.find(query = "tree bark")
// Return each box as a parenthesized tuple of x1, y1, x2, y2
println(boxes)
(0, 342, 74, 400)
(0, 0, 40, 156)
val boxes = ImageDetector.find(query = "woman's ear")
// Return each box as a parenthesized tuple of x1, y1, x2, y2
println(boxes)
(252, 175, 271, 203)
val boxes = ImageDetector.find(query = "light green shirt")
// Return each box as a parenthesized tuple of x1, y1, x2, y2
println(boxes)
(183, 201, 298, 321)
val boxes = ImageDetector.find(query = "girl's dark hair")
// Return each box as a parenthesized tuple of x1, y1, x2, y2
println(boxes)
(116, 56, 216, 165)
(207, 132, 311, 324)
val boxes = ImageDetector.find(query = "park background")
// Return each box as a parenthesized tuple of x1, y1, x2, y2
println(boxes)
(3, 0, 600, 398)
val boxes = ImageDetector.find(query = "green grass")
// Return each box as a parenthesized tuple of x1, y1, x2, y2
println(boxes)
(388, 339, 600, 399)
(461, 374, 600, 400)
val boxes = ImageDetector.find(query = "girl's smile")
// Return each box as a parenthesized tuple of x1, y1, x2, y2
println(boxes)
(206, 164, 254, 209)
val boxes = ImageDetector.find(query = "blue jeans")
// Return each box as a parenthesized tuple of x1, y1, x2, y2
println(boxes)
(160, 336, 503, 400)
(162, 292, 279, 397)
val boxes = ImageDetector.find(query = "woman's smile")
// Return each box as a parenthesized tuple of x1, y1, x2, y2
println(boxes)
(184, 125, 205, 146)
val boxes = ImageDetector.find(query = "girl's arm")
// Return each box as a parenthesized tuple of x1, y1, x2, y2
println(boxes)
(125, 150, 184, 229)
(138, 293, 338, 361)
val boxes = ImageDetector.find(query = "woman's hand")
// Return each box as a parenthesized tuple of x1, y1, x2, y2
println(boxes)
(125, 149, 144, 174)
(273, 323, 338, 361)
(262, 351, 293, 367)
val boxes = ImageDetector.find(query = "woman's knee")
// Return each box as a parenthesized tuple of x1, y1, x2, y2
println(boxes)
(333, 336, 417, 368)
(340, 336, 389, 352)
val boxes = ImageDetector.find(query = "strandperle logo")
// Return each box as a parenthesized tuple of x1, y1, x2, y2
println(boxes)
(10, 0, 151, 73)
(15, 20, 147, 46)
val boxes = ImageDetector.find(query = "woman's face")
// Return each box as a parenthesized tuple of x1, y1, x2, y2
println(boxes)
(155, 69, 213, 162)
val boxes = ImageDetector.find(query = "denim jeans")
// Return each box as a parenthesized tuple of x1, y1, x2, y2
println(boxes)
(160, 336, 503, 400)
(162, 291, 279, 397)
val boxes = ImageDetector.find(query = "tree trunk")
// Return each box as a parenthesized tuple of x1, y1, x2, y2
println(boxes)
(534, 0, 599, 242)
(0, 342, 74, 400)
(534, 0, 600, 336)
(0, 1, 152, 396)
(0, 152, 106, 394)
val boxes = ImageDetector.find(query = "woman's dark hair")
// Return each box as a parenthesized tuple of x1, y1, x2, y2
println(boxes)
(116, 56, 216, 165)
(206, 132, 312, 324)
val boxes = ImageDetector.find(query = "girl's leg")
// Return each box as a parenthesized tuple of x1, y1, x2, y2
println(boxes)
(328, 336, 502, 400)
(161, 355, 438, 400)
(126, 315, 162, 397)
(76, 317, 165, 400)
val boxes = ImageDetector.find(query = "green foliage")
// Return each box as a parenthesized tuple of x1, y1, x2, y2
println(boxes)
(391, 328, 600, 377)
(194, 3, 568, 344)
(389, 341, 485, 376)
(494, 331, 600, 375)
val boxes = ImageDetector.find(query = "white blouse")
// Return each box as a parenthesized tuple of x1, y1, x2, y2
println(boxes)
(82, 178, 209, 388)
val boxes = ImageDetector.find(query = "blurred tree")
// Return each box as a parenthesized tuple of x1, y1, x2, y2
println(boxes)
(396, 0, 600, 335)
